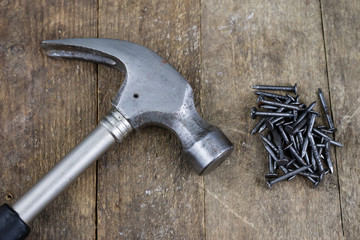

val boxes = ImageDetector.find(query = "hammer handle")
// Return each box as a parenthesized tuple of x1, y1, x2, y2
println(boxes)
(0, 110, 132, 239)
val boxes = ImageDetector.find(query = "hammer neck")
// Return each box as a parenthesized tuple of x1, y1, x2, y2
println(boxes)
(100, 109, 133, 142)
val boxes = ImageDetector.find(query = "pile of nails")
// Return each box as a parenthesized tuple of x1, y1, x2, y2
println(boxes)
(250, 83, 342, 188)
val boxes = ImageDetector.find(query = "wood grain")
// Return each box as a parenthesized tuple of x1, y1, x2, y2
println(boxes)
(321, 0, 360, 238)
(0, 0, 97, 239)
(201, 0, 343, 239)
(97, 0, 204, 239)
(0, 0, 359, 239)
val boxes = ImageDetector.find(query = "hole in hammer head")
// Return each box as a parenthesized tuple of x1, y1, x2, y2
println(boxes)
(6, 193, 13, 201)
(133, 93, 139, 98)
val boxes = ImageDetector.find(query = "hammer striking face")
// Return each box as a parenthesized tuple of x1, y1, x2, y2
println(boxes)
(0, 38, 233, 239)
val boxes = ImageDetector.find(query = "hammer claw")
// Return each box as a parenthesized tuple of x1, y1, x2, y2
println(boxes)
(45, 49, 116, 66)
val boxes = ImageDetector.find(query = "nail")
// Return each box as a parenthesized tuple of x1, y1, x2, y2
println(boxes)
(319, 171, 325, 183)
(324, 141, 334, 174)
(251, 83, 297, 94)
(258, 97, 303, 111)
(263, 142, 280, 163)
(265, 134, 278, 179)
(297, 132, 304, 146)
(271, 128, 283, 148)
(312, 128, 343, 147)
(308, 132, 324, 173)
(258, 122, 268, 134)
(301, 137, 309, 158)
(250, 118, 266, 135)
(299, 112, 317, 157)
(318, 88, 337, 131)
(304, 151, 310, 165)
(251, 107, 295, 119)
(277, 125, 290, 144)
(267, 165, 311, 187)
(277, 144, 289, 167)
(318, 138, 325, 158)
(292, 163, 319, 179)
(260, 134, 279, 154)
(254, 91, 289, 100)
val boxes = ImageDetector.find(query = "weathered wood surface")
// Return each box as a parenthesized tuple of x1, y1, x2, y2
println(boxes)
(0, 0, 358, 239)
(202, 0, 343, 239)
(321, 0, 360, 239)
(0, 0, 98, 239)
(97, 1, 204, 239)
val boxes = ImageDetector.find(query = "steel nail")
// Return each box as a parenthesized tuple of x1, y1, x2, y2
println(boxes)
(301, 137, 309, 158)
(258, 97, 303, 111)
(263, 142, 280, 164)
(292, 163, 319, 179)
(254, 91, 289, 100)
(251, 108, 295, 119)
(308, 132, 324, 173)
(251, 83, 297, 94)
(311, 149, 317, 171)
(267, 165, 311, 186)
(304, 151, 310, 165)
(260, 134, 279, 154)
(318, 88, 337, 132)
(251, 118, 266, 135)
(324, 140, 334, 174)
(312, 128, 343, 147)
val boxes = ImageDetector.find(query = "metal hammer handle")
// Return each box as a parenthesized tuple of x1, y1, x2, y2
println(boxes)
(0, 109, 132, 239)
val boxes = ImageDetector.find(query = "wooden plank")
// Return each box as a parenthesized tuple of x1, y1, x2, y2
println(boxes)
(97, 1, 204, 239)
(201, 0, 343, 239)
(321, 0, 360, 238)
(0, 1, 97, 239)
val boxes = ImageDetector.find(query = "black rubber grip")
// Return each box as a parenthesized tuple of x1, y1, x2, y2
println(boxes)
(0, 204, 30, 240)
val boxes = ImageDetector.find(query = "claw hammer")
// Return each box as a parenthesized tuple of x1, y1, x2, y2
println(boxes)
(0, 38, 234, 240)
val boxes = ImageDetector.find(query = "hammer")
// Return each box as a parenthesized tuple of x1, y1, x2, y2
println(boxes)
(0, 38, 233, 240)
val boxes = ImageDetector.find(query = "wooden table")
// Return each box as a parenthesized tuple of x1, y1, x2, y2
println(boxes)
(0, 1, 358, 239)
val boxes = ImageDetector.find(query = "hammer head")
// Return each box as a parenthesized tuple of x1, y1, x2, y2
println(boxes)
(41, 38, 233, 175)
